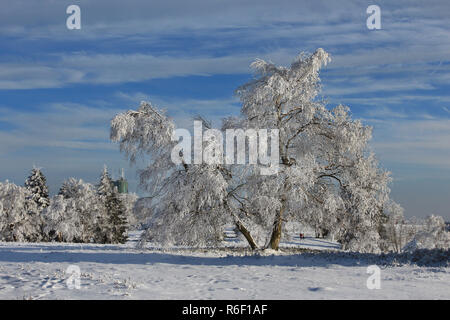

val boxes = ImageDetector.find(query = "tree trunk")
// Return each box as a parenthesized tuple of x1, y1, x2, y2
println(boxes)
(225, 200, 258, 250)
(268, 202, 285, 250)
(235, 220, 258, 250)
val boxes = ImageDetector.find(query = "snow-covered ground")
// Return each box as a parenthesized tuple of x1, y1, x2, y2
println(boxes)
(0, 231, 448, 300)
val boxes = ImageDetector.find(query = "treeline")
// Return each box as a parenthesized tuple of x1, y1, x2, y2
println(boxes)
(0, 166, 137, 244)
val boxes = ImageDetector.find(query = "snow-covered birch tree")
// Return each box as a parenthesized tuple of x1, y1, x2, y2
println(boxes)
(111, 102, 231, 247)
(110, 49, 400, 253)
(226, 49, 394, 251)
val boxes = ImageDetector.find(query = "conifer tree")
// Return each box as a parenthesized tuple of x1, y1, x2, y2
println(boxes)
(94, 165, 113, 243)
(93, 165, 128, 243)
(97, 165, 114, 197)
(104, 189, 128, 244)
(24, 167, 50, 210)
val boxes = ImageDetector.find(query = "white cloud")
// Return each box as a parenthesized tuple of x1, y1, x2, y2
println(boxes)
(0, 93, 240, 152)
(0, 53, 260, 89)
(0, 103, 122, 154)
(365, 116, 450, 171)
(0, 0, 448, 98)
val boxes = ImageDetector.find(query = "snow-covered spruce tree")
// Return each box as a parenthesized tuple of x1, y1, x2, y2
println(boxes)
(103, 189, 128, 244)
(43, 178, 103, 242)
(94, 166, 130, 243)
(97, 165, 114, 197)
(24, 167, 49, 210)
(0, 181, 42, 242)
(93, 165, 114, 243)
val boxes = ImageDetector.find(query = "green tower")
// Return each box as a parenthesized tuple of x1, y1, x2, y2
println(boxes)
(113, 169, 128, 194)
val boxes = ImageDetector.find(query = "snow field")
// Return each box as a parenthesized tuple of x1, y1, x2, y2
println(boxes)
(0, 234, 448, 300)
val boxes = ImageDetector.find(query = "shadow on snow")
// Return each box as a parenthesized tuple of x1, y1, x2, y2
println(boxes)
(0, 244, 447, 268)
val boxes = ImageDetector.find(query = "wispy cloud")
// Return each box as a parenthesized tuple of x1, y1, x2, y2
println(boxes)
(363, 113, 450, 171)
(0, 103, 121, 153)
(0, 53, 258, 89)
(1, 0, 449, 95)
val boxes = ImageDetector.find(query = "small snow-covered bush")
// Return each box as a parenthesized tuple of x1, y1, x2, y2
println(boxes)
(46, 176, 133, 244)
(59, 177, 90, 199)
(403, 215, 450, 251)
(378, 200, 417, 253)
(43, 179, 104, 243)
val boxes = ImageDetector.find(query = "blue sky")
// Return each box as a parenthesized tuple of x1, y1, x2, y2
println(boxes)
(0, 0, 449, 219)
